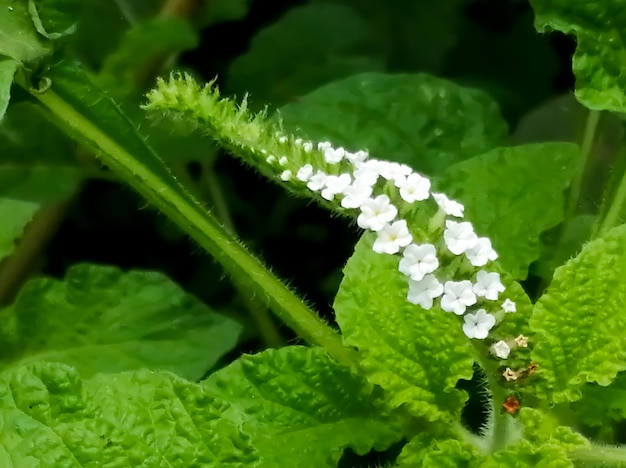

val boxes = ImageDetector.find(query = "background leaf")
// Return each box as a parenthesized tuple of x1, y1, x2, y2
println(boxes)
(529, 0, 626, 113)
(0, 58, 19, 120)
(333, 233, 475, 421)
(0, 264, 242, 380)
(204, 346, 403, 467)
(0, 0, 51, 62)
(28, 0, 82, 39)
(277, 72, 509, 176)
(530, 224, 626, 404)
(227, 3, 383, 108)
(437, 143, 580, 280)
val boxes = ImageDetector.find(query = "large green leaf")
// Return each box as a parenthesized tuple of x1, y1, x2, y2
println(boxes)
(228, 4, 383, 108)
(0, 0, 51, 62)
(437, 143, 579, 280)
(0, 363, 258, 467)
(277, 72, 509, 175)
(28, 0, 82, 39)
(0, 58, 18, 121)
(205, 346, 403, 466)
(0, 264, 241, 380)
(397, 434, 482, 467)
(530, 224, 626, 404)
(333, 233, 475, 421)
(529, 0, 626, 112)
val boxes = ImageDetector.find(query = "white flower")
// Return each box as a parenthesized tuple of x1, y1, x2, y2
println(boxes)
(345, 150, 369, 164)
(318, 141, 332, 151)
(307, 171, 328, 191)
(407, 274, 443, 309)
(321, 173, 352, 200)
(443, 220, 478, 255)
(490, 340, 511, 359)
(302, 142, 313, 152)
(502, 299, 517, 313)
(357, 195, 398, 231)
(379, 162, 412, 185)
(396, 173, 431, 203)
(324, 146, 345, 164)
(372, 220, 412, 254)
(440, 280, 477, 315)
(266, 155, 276, 164)
(341, 181, 373, 209)
(432, 193, 464, 217)
(278, 156, 288, 166)
(463, 309, 496, 339)
(473, 271, 505, 300)
(294, 138, 303, 145)
(466, 237, 498, 266)
(353, 160, 381, 186)
(296, 164, 314, 182)
(278, 136, 288, 144)
(398, 243, 439, 281)
(280, 170, 292, 181)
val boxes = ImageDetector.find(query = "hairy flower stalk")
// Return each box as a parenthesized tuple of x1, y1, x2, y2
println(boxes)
(144, 74, 520, 352)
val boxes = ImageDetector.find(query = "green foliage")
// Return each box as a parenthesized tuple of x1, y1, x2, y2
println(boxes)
(0, 264, 241, 379)
(0, 58, 18, 120)
(437, 143, 580, 279)
(277, 72, 509, 175)
(397, 435, 483, 467)
(227, 4, 382, 107)
(530, 0, 626, 113)
(28, 0, 82, 39)
(531, 224, 626, 403)
(0, 0, 51, 62)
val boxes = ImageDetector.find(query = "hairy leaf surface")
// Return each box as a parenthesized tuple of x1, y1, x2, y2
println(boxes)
(530, 224, 626, 403)
(278, 72, 508, 175)
(437, 143, 579, 279)
(0, 264, 241, 379)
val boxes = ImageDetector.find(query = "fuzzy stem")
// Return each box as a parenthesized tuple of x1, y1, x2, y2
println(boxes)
(24, 84, 356, 366)
(569, 444, 626, 466)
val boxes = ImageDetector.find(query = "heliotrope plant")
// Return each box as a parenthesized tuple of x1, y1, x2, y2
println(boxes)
(3, 0, 626, 466)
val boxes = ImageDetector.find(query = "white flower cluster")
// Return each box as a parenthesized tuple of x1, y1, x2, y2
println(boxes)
(271, 136, 517, 346)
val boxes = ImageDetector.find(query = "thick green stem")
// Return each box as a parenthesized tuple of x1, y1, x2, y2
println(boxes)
(569, 444, 626, 466)
(567, 110, 600, 218)
(25, 85, 356, 366)
(596, 152, 626, 236)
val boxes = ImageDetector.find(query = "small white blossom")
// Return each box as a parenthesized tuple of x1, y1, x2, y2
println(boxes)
(294, 138, 303, 145)
(490, 340, 511, 359)
(397, 173, 431, 203)
(379, 161, 412, 184)
(407, 274, 443, 309)
(443, 220, 478, 255)
(463, 309, 496, 339)
(302, 142, 313, 152)
(432, 193, 464, 217)
(266, 155, 276, 164)
(357, 195, 398, 231)
(466, 237, 498, 266)
(280, 170, 292, 181)
(398, 243, 439, 281)
(318, 141, 332, 151)
(372, 220, 412, 254)
(321, 173, 351, 200)
(353, 160, 381, 186)
(324, 146, 346, 164)
(473, 271, 505, 300)
(440, 280, 477, 315)
(307, 171, 328, 191)
(340, 181, 373, 209)
(278, 136, 288, 144)
(345, 150, 369, 164)
(296, 164, 314, 182)
(278, 156, 288, 166)
(502, 299, 517, 313)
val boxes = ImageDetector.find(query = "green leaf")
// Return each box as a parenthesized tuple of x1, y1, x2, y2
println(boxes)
(397, 434, 483, 467)
(205, 346, 404, 466)
(0, 362, 258, 466)
(0, 165, 81, 262)
(573, 373, 626, 440)
(0, 58, 18, 120)
(28, 0, 81, 39)
(437, 143, 580, 280)
(530, 224, 626, 404)
(99, 17, 198, 89)
(199, 0, 252, 26)
(0, 264, 241, 380)
(0, 0, 51, 62)
(529, 0, 626, 113)
(277, 72, 509, 175)
(228, 4, 383, 108)
(333, 233, 475, 421)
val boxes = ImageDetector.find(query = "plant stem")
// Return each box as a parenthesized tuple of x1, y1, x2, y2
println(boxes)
(25, 85, 356, 366)
(569, 444, 626, 465)
(596, 150, 626, 236)
(567, 110, 600, 218)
